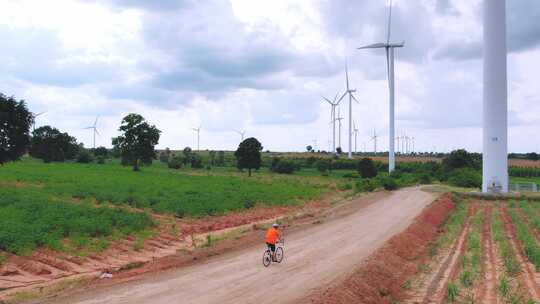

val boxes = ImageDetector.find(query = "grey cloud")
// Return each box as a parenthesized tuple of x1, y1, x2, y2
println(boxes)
(434, 0, 540, 61)
(88, 0, 194, 11)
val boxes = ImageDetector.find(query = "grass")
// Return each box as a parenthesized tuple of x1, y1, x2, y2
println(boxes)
(429, 194, 468, 257)
(0, 158, 326, 218)
(0, 186, 154, 255)
(508, 207, 540, 271)
(492, 208, 521, 276)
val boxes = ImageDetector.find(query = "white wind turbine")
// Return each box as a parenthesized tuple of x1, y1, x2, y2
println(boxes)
(192, 126, 201, 151)
(322, 93, 341, 153)
(234, 129, 246, 142)
(336, 107, 345, 150)
(370, 129, 378, 154)
(358, 0, 404, 172)
(336, 62, 360, 159)
(83, 116, 100, 149)
(31, 111, 46, 131)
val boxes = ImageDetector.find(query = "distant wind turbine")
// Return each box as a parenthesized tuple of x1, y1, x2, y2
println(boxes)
(337, 62, 360, 159)
(83, 116, 100, 149)
(370, 129, 378, 154)
(234, 129, 246, 142)
(192, 126, 201, 151)
(322, 92, 341, 153)
(336, 107, 344, 149)
(353, 121, 359, 154)
(31, 111, 46, 131)
(358, 0, 404, 172)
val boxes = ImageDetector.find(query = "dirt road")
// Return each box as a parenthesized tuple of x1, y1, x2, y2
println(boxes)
(49, 187, 435, 304)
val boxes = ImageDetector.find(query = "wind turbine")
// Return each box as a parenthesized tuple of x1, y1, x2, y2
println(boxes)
(396, 135, 401, 154)
(322, 93, 341, 153)
(370, 129, 378, 154)
(234, 129, 246, 142)
(31, 111, 46, 131)
(353, 121, 359, 154)
(336, 107, 344, 150)
(337, 62, 360, 159)
(358, 0, 404, 172)
(83, 116, 100, 149)
(192, 127, 201, 151)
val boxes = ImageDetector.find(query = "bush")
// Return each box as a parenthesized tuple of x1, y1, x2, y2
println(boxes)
(272, 159, 296, 174)
(355, 178, 379, 192)
(380, 177, 398, 191)
(77, 150, 94, 163)
(93, 147, 109, 158)
(96, 156, 106, 164)
(357, 158, 378, 178)
(419, 173, 432, 184)
(191, 154, 203, 169)
(448, 168, 482, 188)
(168, 155, 183, 169)
(315, 159, 330, 175)
(342, 172, 360, 179)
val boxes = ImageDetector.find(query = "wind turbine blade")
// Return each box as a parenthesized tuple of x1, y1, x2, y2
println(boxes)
(351, 94, 360, 104)
(82, 127, 93, 129)
(387, 0, 393, 44)
(322, 96, 333, 105)
(357, 43, 387, 49)
(385, 48, 391, 90)
(95, 129, 100, 137)
(345, 61, 350, 90)
(333, 92, 339, 103)
(94, 116, 99, 127)
(337, 91, 348, 103)
(35, 111, 46, 117)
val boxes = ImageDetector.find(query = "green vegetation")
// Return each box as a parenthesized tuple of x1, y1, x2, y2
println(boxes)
(0, 159, 323, 218)
(447, 281, 460, 302)
(458, 211, 483, 290)
(447, 168, 482, 188)
(0, 93, 33, 165)
(429, 195, 467, 257)
(492, 209, 521, 276)
(508, 207, 540, 271)
(0, 186, 153, 255)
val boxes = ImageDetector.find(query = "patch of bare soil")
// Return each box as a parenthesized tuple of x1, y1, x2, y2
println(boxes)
(303, 194, 455, 304)
(476, 205, 500, 303)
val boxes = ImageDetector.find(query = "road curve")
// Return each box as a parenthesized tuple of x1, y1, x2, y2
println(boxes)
(49, 187, 435, 304)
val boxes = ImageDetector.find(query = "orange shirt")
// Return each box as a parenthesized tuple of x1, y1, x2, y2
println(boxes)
(265, 228, 280, 244)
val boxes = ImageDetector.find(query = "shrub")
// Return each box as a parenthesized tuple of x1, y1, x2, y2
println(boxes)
(77, 150, 94, 163)
(168, 155, 183, 169)
(355, 178, 379, 192)
(93, 147, 109, 158)
(357, 158, 378, 178)
(380, 177, 398, 190)
(419, 173, 432, 184)
(315, 159, 331, 175)
(448, 168, 482, 188)
(191, 154, 203, 169)
(96, 156, 106, 164)
(273, 160, 296, 174)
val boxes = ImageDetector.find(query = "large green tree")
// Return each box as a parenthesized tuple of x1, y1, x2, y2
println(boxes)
(112, 114, 160, 171)
(30, 126, 80, 162)
(234, 137, 262, 176)
(0, 94, 33, 165)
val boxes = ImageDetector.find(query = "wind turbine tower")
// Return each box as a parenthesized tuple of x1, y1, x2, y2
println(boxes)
(192, 127, 201, 151)
(353, 121, 359, 154)
(358, 0, 403, 172)
(234, 130, 246, 142)
(322, 93, 341, 153)
(371, 129, 378, 154)
(336, 108, 344, 149)
(483, 0, 508, 193)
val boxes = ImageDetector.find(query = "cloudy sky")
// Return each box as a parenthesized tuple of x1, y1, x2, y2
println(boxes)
(1, 0, 539, 153)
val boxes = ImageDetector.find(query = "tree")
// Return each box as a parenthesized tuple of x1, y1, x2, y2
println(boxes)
(209, 150, 216, 165)
(442, 149, 481, 171)
(357, 157, 378, 178)
(216, 151, 225, 166)
(234, 137, 262, 176)
(112, 114, 161, 171)
(93, 146, 109, 158)
(306, 145, 313, 153)
(182, 147, 193, 165)
(315, 159, 330, 175)
(0, 94, 33, 165)
(30, 126, 80, 162)
(336, 147, 343, 155)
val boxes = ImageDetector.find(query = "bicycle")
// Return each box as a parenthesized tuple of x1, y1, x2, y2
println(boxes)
(262, 238, 284, 267)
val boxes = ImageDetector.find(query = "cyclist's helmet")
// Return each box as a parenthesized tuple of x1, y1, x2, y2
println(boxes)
(272, 223, 279, 228)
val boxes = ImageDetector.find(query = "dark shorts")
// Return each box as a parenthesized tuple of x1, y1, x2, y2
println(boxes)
(266, 242, 276, 252)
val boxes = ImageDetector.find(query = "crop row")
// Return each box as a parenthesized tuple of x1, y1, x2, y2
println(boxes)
(510, 202, 540, 271)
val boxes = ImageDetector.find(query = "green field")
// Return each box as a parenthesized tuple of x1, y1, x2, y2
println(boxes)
(0, 158, 331, 255)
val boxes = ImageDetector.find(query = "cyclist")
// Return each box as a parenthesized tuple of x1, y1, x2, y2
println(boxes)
(265, 223, 281, 262)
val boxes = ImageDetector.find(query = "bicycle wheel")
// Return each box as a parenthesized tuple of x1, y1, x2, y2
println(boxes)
(262, 250, 272, 267)
(275, 247, 284, 263)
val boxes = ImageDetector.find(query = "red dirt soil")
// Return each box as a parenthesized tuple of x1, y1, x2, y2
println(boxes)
(306, 195, 455, 304)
